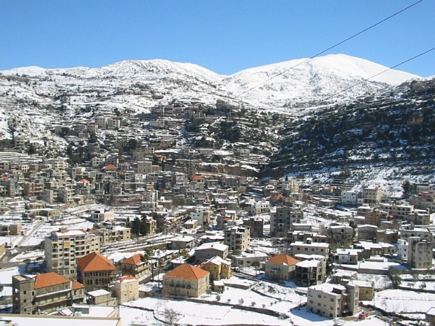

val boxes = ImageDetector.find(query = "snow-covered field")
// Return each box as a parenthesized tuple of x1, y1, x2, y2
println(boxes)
(369, 289, 435, 315)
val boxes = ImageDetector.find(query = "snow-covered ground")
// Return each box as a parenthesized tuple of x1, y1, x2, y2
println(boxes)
(368, 289, 435, 316)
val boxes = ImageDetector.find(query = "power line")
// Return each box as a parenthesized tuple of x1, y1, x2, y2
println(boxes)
(235, 0, 423, 99)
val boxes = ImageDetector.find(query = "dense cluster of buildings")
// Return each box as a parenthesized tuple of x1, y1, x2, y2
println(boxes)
(0, 107, 434, 321)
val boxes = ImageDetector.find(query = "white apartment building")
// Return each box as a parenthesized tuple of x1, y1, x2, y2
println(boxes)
(190, 206, 211, 228)
(45, 228, 100, 279)
(291, 239, 330, 257)
(341, 190, 359, 206)
(307, 283, 359, 319)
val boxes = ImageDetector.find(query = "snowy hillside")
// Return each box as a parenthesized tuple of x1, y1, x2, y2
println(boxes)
(0, 54, 419, 143)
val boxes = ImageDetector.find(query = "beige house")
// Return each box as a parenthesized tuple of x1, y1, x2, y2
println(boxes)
(121, 253, 150, 280)
(162, 264, 209, 298)
(77, 252, 117, 291)
(113, 275, 139, 304)
(265, 254, 300, 281)
(202, 256, 232, 281)
(307, 283, 359, 319)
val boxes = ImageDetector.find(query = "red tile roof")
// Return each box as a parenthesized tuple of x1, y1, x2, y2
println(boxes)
(105, 164, 117, 170)
(123, 253, 143, 265)
(164, 264, 209, 280)
(34, 272, 70, 289)
(72, 280, 85, 290)
(77, 252, 116, 272)
(268, 253, 300, 266)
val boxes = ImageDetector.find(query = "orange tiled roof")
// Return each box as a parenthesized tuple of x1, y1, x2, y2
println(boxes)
(34, 272, 70, 289)
(105, 164, 117, 170)
(77, 252, 116, 272)
(72, 280, 85, 290)
(268, 253, 300, 266)
(123, 253, 143, 265)
(79, 178, 90, 184)
(164, 264, 209, 280)
(192, 175, 204, 181)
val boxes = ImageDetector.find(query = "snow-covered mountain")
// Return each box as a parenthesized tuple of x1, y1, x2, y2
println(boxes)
(219, 54, 417, 107)
(1, 54, 418, 108)
(0, 54, 419, 141)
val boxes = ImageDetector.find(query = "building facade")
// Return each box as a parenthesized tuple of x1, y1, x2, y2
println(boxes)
(162, 264, 210, 298)
(45, 228, 100, 279)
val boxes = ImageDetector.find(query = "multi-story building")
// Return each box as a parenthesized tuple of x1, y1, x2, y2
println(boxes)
(327, 225, 354, 243)
(362, 186, 382, 206)
(77, 252, 117, 291)
(45, 228, 100, 279)
(113, 275, 139, 304)
(407, 236, 432, 269)
(191, 206, 213, 228)
(295, 255, 327, 287)
(96, 226, 131, 244)
(307, 283, 359, 319)
(162, 264, 210, 298)
(12, 272, 85, 314)
(242, 217, 264, 238)
(380, 202, 414, 220)
(224, 226, 250, 252)
(270, 206, 303, 237)
(265, 254, 299, 281)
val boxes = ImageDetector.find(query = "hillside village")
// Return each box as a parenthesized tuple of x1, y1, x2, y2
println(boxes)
(0, 59, 434, 325)
(0, 97, 434, 326)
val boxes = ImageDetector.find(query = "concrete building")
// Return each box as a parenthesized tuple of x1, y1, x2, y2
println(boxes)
(224, 226, 250, 252)
(291, 239, 330, 257)
(12, 272, 85, 314)
(362, 186, 382, 206)
(408, 236, 432, 269)
(294, 254, 327, 287)
(242, 216, 264, 238)
(113, 275, 139, 304)
(195, 242, 229, 261)
(270, 206, 303, 237)
(307, 283, 359, 319)
(45, 228, 100, 279)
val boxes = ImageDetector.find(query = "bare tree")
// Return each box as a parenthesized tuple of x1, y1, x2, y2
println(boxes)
(163, 307, 182, 325)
